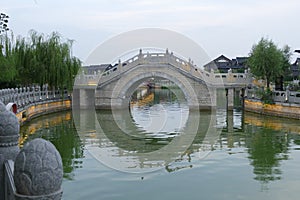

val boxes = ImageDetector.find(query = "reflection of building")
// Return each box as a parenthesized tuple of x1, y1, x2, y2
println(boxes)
(204, 55, 248, 73)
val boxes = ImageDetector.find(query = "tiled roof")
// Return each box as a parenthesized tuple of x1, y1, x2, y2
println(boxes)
(203, 55, 248, 72)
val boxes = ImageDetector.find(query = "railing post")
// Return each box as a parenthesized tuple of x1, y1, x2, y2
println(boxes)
(118, 59, 122, 73)
(31, 86, 35, 103)
(0, 101, 64, 199)
(0, 101, 20, 199)
(138, 49, 144, 64)
(9, 89, 13, 103)
(42, 85, 46, 100)
(14, 138, 63, 200)
(38, 86, 42, 101)
(45, 85, 49, 99)
(22, 87, 26, 107)
(16, 88, 20, 108)
(52, 88, 56, 99)
(0, 90, 3, 103)
(26, 87, 30, 105)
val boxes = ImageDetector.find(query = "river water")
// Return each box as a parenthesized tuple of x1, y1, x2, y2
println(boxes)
(20, 88, 300, 200)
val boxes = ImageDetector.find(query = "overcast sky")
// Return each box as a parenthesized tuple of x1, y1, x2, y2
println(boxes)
(2, 0, 300, 64)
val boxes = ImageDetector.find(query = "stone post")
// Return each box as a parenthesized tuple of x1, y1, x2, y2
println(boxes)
(14, 138, 63, 200)
(31, 86, 35, 103)
(118, 59, 122, 73)
(53, 87, 56, 99)
(22, 87, 26, 106)
(226, 88, 234, 110)
(0, 101, 63, 200)
(0, 101, 20, 199)
(38, 86, 42, 101)
(45, 85, 49, 99)
(138, 49, 144, 63)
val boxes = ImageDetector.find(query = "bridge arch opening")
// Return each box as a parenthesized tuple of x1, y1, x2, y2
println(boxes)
(108, 68, 202, 110)
(120, 75, 189, 105)
(129, 77, 189, 136)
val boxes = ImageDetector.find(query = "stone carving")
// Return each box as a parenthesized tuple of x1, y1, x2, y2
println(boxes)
(0, 101, 20, 199)
(0, 101, 20, 148)
(14, 138, 63, 198)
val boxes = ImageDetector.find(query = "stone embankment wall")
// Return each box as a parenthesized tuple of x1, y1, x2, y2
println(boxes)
(244, 99, 300, 119)
(16, 100, 71, 124)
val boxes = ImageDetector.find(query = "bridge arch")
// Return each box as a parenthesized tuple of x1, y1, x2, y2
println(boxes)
(94, 51, 217, 110)
(111, 65, 200, 109)
(76, 49, 254, 110)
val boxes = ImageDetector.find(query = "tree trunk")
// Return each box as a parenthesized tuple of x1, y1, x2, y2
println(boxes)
(266, 78, 270, 89)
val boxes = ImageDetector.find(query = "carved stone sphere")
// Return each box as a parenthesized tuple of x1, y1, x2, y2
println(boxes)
(14, 138, 63, 196)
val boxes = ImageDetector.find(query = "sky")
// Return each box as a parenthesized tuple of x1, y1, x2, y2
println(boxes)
(2, 0, 300, 65)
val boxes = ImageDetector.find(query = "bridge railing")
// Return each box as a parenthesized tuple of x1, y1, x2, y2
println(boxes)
(97, 50, 216, 85)
(246, 88, 300, 104)
(76, 49, 252, 87)
(273, 90, 300, 104)
(74, 73, 99, 87)
(0, 86, 69, 112)
(213, 72, 252, 85)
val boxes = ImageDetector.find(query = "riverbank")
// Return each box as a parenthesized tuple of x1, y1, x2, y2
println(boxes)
(13, 97, 300, 126)
(16, 99, 71, 125)
(244, 98, 300, 120)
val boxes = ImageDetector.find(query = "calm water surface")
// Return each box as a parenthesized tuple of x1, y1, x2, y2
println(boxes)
(20, 88, 300, 200)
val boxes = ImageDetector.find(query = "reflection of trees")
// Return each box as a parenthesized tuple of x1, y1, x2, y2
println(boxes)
(291, 134, 300, 146)
(20, 113, 84, 180)
(48, 120, 84, 180)
(245, 127, 290, 189)
(96, 110, 172, 153)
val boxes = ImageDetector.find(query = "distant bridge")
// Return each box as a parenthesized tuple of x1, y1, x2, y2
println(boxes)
(74, 49, 252, 110)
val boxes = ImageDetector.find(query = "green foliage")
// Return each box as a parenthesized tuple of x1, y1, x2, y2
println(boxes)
(247, 38, 291, 89)
(0, 30, 81, 90)
(281, 45, 293, 82)
(256, 88, 274, 104)
(0, 33, 17, 85)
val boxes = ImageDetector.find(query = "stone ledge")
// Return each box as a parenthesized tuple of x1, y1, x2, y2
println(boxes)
(16, 100, 71, 125)
(244, 99, 300, 120)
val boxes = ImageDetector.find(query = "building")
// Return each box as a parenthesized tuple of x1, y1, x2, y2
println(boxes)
(82, 64, 110, 74)
(290, 58, 300, 80)
(203, 55, 248, 73)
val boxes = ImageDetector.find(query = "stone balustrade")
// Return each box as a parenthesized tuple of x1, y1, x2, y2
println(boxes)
(74, 49, 252, 89)
(0, 86, 69, 112)
(246, 88, 300, 104)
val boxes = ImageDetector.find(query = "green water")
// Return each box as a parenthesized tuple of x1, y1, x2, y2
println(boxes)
(20, 89, 300, 200)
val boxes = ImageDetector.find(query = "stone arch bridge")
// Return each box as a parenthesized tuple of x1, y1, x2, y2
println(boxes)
(74, 49, 252, 110)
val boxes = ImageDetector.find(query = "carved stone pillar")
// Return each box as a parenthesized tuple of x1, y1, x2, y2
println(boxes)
(0, 101, 20, 199)
(14, 138, 63, 200)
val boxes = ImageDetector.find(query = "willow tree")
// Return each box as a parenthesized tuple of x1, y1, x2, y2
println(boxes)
(247, 38, 291, 89)
(0, 33, 17, 87)
(21, 31, 81, 91)
(0, 30, 81, 90)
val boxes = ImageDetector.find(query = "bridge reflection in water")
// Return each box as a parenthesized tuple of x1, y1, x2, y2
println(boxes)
(73, 85, 246, 173)
(74, 87, 220, 173)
